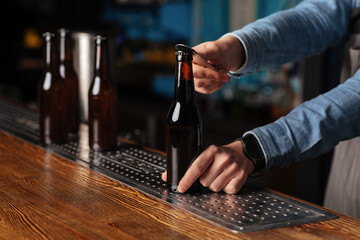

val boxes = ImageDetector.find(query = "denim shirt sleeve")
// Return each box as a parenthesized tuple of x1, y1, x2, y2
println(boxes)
(228, 0, 352, 76)
(250, 71, 360, 170)
(225, 0, 360, 171)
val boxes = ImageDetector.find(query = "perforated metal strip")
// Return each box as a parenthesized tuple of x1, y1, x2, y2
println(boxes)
(0, 99, 337, 233)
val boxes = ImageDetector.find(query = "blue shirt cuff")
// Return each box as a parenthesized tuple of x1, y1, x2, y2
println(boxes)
(223, 27, 264, 77)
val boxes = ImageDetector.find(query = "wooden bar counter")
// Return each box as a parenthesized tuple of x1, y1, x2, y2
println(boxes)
(0, 105, 360, 239)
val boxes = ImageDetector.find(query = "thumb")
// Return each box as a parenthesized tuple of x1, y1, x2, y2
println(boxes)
(193, 41, 218, 61)
(162, 171, 167, 181)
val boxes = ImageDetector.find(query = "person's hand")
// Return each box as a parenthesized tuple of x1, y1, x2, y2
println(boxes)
(161, 140, 255, 194)
(192, 35, 245, 94)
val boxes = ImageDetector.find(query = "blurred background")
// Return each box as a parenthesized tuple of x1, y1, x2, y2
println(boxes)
(0, 0, 343, 207)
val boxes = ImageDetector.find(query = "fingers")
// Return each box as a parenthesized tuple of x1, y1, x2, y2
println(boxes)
(199, 147, 231, 187)
(195, 79, 227, 94)
(163, 163, 247, 194)
(202, 156, 248, 194)
(162, 171, 167, 181)
(193, 63, 230, 94)
(192, 36, 245, 72)
(206, 167, 248, 194)
(223, 175, 247, 194)
(193, 41, 220, 63)
(164, 140, 251, 194)
(193, 63, 228, 80)
(177, 145, 218, 193)
(179, 141, 251, 194)
(191, 41, 232, 94)
(192, 42, 231, 74)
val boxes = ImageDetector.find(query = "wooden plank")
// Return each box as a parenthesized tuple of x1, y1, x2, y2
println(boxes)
(0, 130, 360, 240)
(0, 131, 241, 239)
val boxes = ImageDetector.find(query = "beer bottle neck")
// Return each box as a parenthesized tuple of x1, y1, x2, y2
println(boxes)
(174, 59, 195, 103)
(94, 37, 111, 81)
(44, 34, 59, 73)
(59, 36, 74, 65)
(58, 29, 71, 63)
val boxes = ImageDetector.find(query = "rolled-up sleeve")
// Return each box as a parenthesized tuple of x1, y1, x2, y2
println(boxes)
(228, 0, 351, 77)
(227, 0, 359, 170)
(252, 70, 360, 170)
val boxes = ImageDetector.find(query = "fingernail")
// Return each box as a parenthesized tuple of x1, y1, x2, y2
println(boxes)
(178, 185, 185, 193)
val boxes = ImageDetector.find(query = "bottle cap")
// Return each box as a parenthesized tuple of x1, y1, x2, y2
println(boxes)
(42, 32, 55, 41)
(58, 28, 70, 37)
(175, 44, 193, 55)
(94, 35, 107, 45)
(175, 50, 192, 56)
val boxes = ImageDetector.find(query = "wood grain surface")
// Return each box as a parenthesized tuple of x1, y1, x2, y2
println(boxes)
(0, 130, 360, 240)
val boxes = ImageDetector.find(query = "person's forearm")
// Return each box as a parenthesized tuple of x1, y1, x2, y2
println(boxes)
(230, 0, 351, 76)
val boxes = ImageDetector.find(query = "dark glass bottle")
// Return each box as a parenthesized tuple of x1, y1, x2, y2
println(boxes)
(58, 28, 80, 133)
(166, 47, 202, 193)
(88, 35, 118, 151)
(38, 32, 68, 144)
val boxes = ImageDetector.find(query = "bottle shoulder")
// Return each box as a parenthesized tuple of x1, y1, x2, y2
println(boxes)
(89, 78, 117, 97)
(167, 101, 201, 126)
(60, 64, 78, 80)
(39, 72, 64, 91)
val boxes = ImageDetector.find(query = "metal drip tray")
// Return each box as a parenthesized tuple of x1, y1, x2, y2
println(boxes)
(0, 99, 337, 233)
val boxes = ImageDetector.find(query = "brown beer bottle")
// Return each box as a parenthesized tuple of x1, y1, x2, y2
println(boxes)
(58, 28, 80, 133)
(88, 35, 118, 151)
(38, 32, 68, 144)
(166, 45, 202, 193)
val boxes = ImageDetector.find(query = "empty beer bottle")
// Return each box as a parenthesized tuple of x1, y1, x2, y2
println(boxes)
(166, 45, 202, 193)
(88, 35, 118, 151)
(58, 28, 80, 133)
(38, 32, 68, 144)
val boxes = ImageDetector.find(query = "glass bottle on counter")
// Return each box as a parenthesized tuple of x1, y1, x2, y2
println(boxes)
(166, 46, 202, 193)
(58, 28, 80, 133)
(88, 35, 118, 151)
(38, 32, 68, 144)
